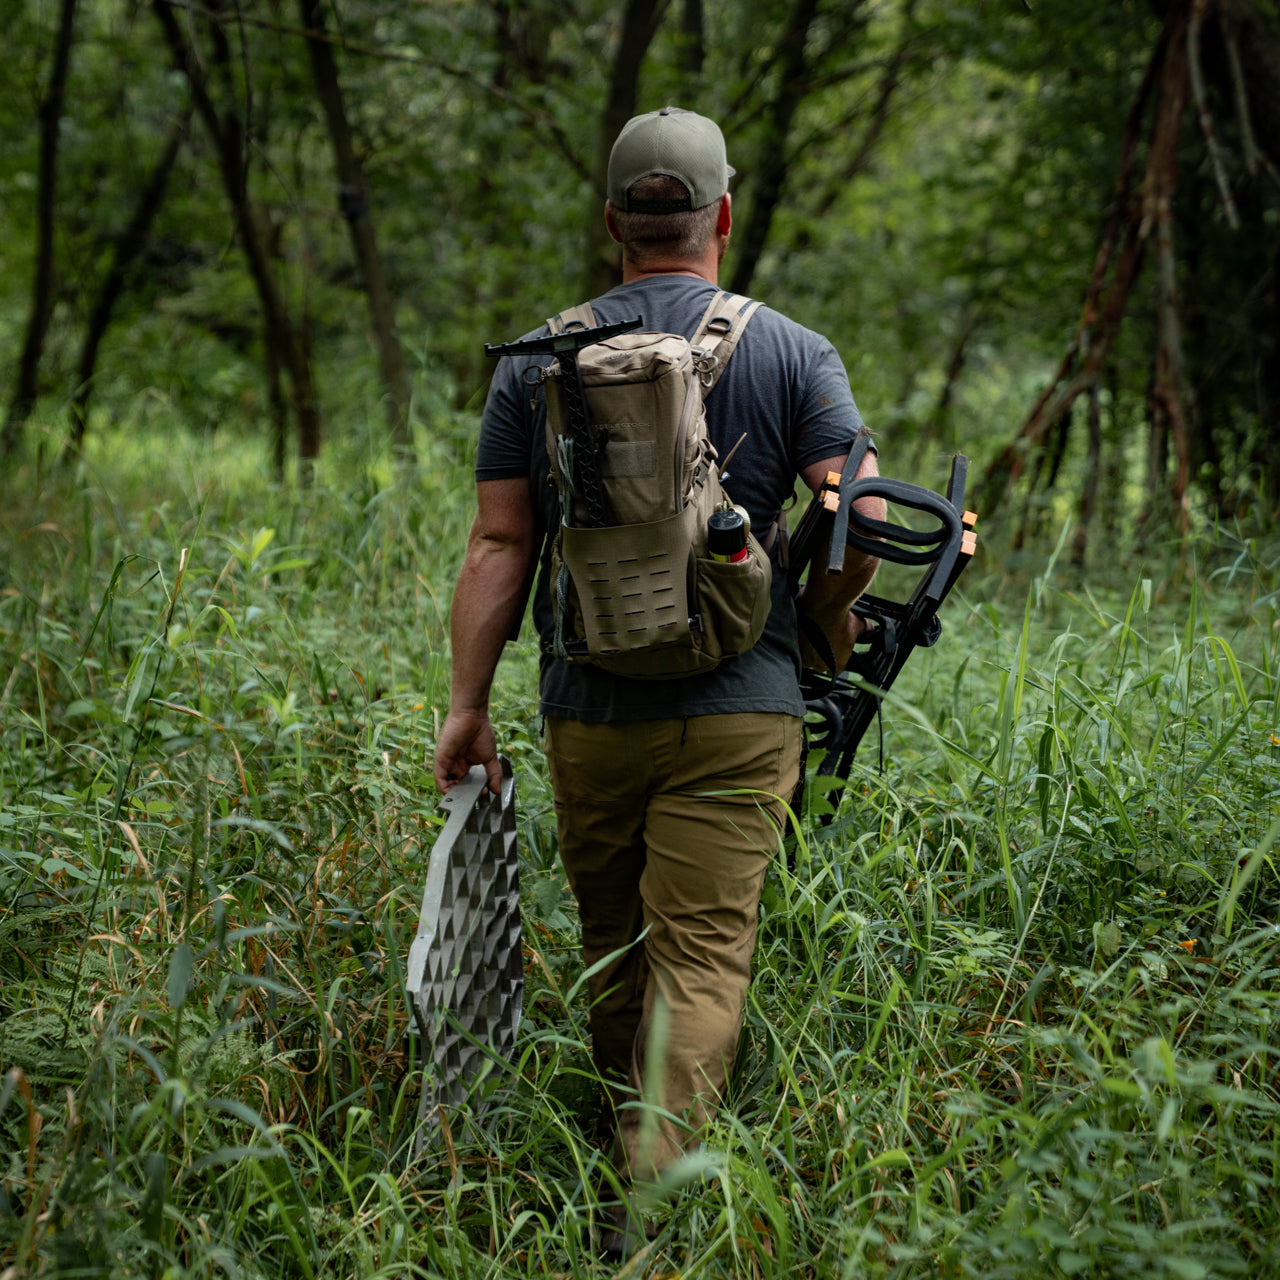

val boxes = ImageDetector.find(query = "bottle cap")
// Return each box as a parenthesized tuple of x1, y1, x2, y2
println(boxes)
(708, 508, 748, 560)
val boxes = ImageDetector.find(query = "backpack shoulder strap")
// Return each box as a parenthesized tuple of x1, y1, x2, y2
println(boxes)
(547, 302, 599, 334)
(693, 290, 763, 391)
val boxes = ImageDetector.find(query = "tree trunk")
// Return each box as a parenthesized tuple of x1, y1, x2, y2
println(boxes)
(265, 321, 288, 482)
(977, 5, 1191, 519)
(301, 0, 414, 463)
(1071, 382, 1103, 567)
(153, 0, 322, 476)
(1013, 399, 1072, 551)
(679, 0, 705, 77)
(67, 111, 188, 456)
(583, 0, 666, 298)
(1044, 398, 1073, 493)
(728, 0, 823, 298)
(1253, 232, 1280, 509)
(1146, 1, 1193, 528)
(3, 0, 77, 458)
(1222, 0, 1280, 176)
(1144, 358, 1169, 516)
(926, 309, 977, 450)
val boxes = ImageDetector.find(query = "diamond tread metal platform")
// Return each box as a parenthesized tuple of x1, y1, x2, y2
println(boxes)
(406, 756, 522, 1151)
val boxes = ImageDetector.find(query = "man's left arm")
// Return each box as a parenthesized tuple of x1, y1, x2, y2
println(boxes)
(795, 447, 885, 674)
(434, 478, 539, 795)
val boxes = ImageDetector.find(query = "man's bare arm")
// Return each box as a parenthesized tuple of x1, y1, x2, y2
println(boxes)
(795, 447, 886, 674)
(434, 478, 538, 795)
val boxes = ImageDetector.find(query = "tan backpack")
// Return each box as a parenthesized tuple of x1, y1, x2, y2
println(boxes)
(539, 290, 772, 679)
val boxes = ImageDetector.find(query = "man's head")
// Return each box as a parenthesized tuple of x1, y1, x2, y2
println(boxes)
(605, 106, 733, 271)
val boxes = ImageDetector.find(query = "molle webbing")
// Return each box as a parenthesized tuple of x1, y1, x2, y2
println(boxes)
(540, 290, 773, 678)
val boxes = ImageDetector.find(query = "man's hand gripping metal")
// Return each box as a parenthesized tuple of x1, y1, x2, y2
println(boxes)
(434, 708, 503, 797)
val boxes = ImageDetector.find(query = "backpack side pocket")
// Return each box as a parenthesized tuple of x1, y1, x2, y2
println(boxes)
(692, 535, 772, 662)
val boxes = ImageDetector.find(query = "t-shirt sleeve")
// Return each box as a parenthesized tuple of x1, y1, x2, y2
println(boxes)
(790, 337, 867, 472)
(475, 358, 534, 482)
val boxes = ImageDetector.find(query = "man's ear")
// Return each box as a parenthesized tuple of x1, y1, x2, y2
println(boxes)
(605, 201, 623, 244)
(716, 193, 732, 236)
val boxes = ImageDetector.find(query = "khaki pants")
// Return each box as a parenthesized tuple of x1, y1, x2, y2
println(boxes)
(545, 712, 802, 1181)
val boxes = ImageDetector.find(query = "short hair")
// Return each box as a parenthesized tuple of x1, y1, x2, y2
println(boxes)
(610, 175, 721, 265)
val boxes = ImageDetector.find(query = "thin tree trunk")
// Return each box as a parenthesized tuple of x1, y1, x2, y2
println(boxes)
(729, 0, 822, 297)
(3, 0, 77, 457)
(1187, 0, 1239, 224)
(1013, 400, 1072, 551)
(1043, 399, 1073, 493)
(291, 122, 320, 479)
(1223, 0, 1280, 178)
(978, 4, 1190, 518)
(926, 309, 977, 449)
(679, 0, 704, 77)
(67, 111, 188, 456)
(1144, 357, 1168, 515)
(265, 321, 288, 482)
(808, 4, 917, 222)
(1072, 381, 1103, 567)
(1263, 236, 1280, 507)
(153, 0, 322, 476)
(1148, 2, 1193, 529)
(1012, 447, 1045, 551)
(301, 0, 414, 462)
(584, 0, 667, 298)
(1152, 213, 1192, 525)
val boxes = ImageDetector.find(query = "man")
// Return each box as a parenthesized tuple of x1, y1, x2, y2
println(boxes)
(434, 106, 881, 1224)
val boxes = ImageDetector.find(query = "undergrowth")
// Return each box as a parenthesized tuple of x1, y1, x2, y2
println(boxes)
(1, 426, 1278, 1278)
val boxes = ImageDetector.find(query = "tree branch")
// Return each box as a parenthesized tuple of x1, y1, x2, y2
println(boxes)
(154, 0, 593, 183)
(808, 17, 922, 219)
(302, 0, 412, 459)
(68, 108, 191, 453)
(1188, 0, 1240, 229)
(729, 0, 823, 296)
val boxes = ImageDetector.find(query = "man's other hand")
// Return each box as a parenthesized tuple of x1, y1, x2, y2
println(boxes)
(434, 709, 502, 795)
(797, 600, 875, 675)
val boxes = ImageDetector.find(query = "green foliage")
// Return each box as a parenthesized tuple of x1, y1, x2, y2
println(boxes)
(0, 4, 1137, 491)
(2, 419, 1279, 1275)
(4, 0, 1277, 540)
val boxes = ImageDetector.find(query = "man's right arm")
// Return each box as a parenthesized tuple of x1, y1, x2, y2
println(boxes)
(433, 478, 538, 795)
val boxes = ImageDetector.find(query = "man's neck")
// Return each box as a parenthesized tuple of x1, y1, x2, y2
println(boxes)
(621, 260, 718, 285)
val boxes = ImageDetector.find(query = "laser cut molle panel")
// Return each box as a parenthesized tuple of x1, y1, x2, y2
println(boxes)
(406, 757, 522, 1152)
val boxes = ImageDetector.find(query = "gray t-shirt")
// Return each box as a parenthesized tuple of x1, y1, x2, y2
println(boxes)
(476, 274, 863, 722)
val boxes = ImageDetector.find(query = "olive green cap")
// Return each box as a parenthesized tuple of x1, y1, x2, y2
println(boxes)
(607, 106, 734, 213)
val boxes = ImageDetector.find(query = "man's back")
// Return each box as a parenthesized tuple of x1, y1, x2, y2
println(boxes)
(477, 273, 863, 720)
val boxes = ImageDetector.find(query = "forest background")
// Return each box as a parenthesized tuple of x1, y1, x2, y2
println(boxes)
(3, 1, 1280, 1278)
(3, 0, 1278, 535)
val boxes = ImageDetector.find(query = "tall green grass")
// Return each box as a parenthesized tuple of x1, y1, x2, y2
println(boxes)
(2, 427, 1277, 1278)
